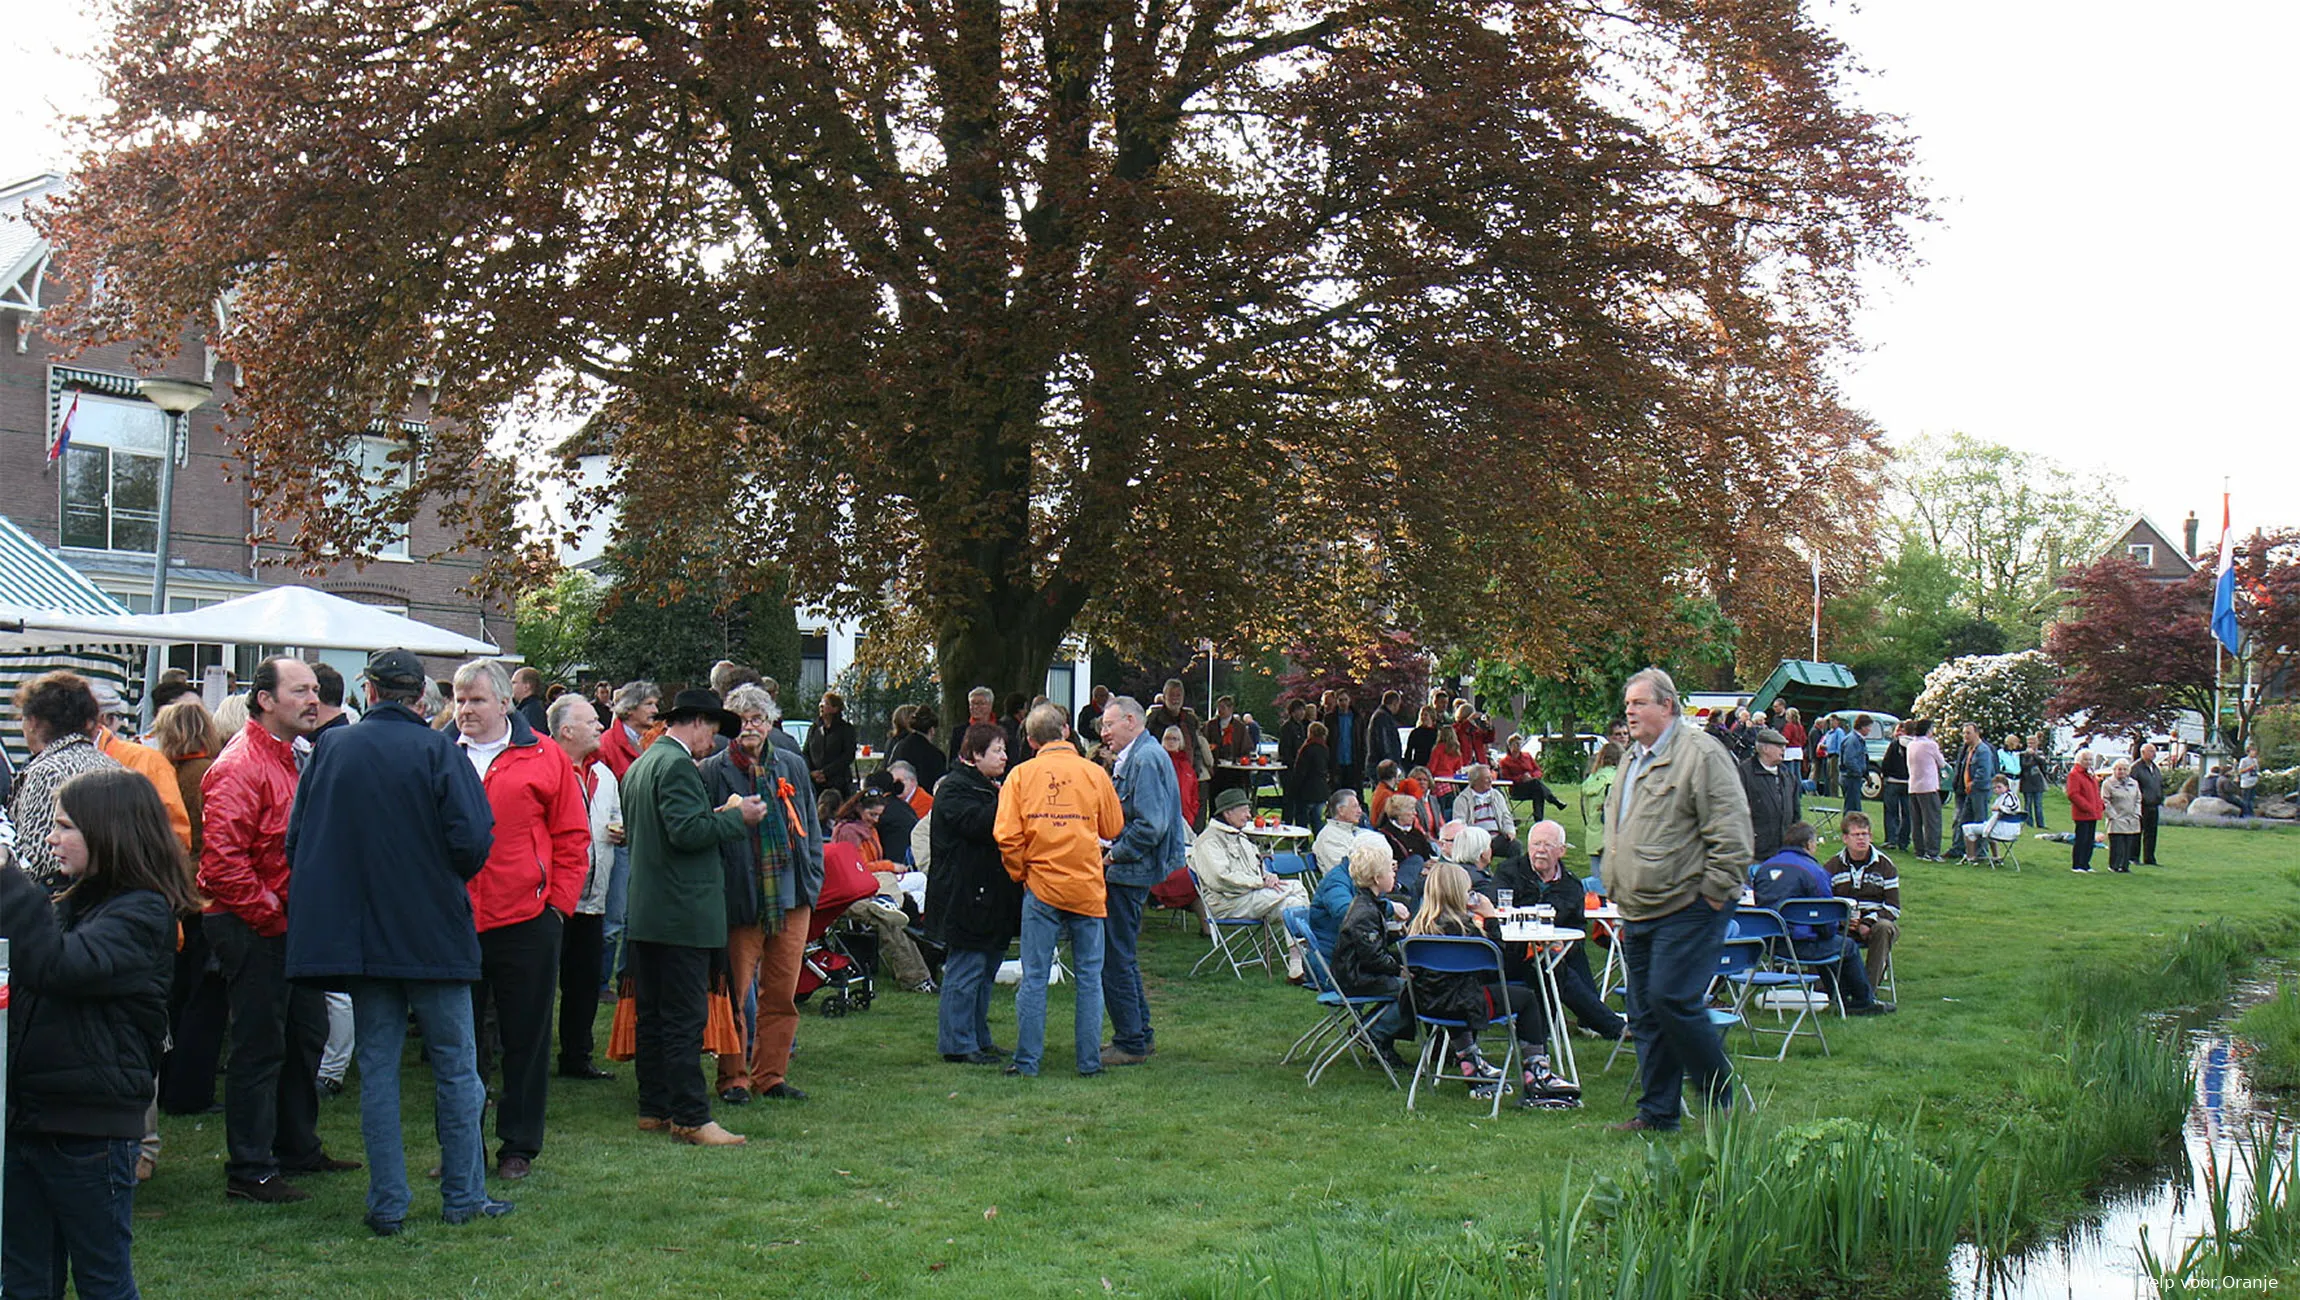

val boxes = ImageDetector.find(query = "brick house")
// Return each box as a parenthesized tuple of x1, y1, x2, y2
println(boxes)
(2099, 512, 2202, 583)
(0, 172, 513, 689)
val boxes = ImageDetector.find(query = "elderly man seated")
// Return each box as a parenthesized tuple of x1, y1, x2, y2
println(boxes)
(1190, 786, 1312, 981)
(1309, 790, 1379, 958)
(1489, 820, 1626, 1040)
(1450, 765, 1517, 842)
(1749, 822, 1894, 1016)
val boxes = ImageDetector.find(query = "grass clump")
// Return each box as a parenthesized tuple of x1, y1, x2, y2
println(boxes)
(2236, 979, 2300, 1093)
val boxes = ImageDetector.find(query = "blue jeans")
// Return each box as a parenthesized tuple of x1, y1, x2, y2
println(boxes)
(2, 1134, 140, 1299)
(1793, 935, 1875, 1008)
(1882, 785, 1908, 848)
(1102, 882, 1153, 1055)
(351, 978, 489, 1225)
(2024, 790, 2048, 830)
(600, 844, 632, 988)
(1620, 898, 1736, 1129)
(937, 948, 1000, 1056)
(1013, 891, 1105, 1076)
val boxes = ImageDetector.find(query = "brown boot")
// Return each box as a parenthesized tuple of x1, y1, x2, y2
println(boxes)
(671, 1121, 746, 1147)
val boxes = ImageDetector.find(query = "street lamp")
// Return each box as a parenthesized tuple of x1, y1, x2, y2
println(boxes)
(137, 375, 213, 726)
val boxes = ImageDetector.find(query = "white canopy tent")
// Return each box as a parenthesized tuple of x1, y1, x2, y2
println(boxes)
(108, 585, 501, 657)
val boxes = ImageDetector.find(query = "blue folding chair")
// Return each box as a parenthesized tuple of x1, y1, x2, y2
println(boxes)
(1187, 868, 1275, 979)
(1268, 851, 1317, 892)
(1278, 908, 1400, 1088)
(1399, 935, 1517, 1118)
(1774, 898, 1858, 1024)
(1724, 908, 1829, 1060)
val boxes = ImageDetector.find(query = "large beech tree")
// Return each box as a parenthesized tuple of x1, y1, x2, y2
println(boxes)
(49, 0, 1921, 722)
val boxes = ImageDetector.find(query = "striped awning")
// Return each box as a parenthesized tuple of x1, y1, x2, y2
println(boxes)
(0, 512, 132, 618)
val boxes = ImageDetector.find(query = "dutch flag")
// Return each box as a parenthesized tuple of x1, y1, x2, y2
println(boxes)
(47, 390, 79, 462)
(2212, 493, 2241, 656)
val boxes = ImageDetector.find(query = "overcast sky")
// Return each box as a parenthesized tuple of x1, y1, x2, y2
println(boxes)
(6, 2, 2291, 547)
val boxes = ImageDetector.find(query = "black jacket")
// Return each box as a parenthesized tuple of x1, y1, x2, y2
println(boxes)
(803, 716, 858, 796)
(1366, 708, 1405, 768)
(1404, 725, 1438, 770)
(700, 748, 770, 929)
(924, 763, 1022, 952)
(1485, 859, 1588, 984)
(2134, 759, 2164, 807)
(1405, 918, 1493, 1030)
(1334, 889, 1402, 997)
(0, 866, 173, 1138)
(887, 731, 947, 798)
(1739, 756, 1802, 862)
(1294, 742, 1333, 810)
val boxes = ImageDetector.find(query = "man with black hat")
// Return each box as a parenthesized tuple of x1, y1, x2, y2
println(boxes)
(1738, 726, 1802, 862)
(622, 687, 769, 1146)
(285, 649, 504, 1234)
(1188, 785, 1311, 981)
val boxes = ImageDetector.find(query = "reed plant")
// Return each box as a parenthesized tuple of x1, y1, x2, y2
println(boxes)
(2138, 1120, 2300, 1284)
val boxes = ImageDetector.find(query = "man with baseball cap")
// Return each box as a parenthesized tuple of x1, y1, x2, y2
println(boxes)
(622, 687, 769, 1145)
(286, 647, 504, 1233)
(1738, 726, 1802, 862)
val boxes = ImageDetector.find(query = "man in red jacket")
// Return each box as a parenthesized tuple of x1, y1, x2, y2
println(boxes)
(452, 659, 591, 1181)
(198, 656, 357, 1203)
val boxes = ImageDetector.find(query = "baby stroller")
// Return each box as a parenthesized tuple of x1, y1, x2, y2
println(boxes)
(797, 841, 880, 1017)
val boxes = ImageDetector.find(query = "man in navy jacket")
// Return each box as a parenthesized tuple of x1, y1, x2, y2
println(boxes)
(285, 649, 502, 1236)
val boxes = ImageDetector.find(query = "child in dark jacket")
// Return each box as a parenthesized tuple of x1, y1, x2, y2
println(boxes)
(1404, 861, 1573, 1104)
(0, 768, 198, 1299)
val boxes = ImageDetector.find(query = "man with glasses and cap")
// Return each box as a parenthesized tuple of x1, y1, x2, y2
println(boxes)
(622, 687, 770, 1146)
(286, 648, 503, 1235)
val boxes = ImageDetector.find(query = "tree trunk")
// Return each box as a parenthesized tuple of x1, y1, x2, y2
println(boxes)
(935, 604, 1073, 752)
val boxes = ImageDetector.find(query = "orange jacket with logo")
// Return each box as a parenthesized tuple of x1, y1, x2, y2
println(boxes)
(993, 741, 1124, 918)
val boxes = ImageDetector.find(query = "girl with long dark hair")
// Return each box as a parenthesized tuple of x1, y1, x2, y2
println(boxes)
(1, 768, 195, 1299)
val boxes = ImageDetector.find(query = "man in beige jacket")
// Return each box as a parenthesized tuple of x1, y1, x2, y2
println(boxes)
(1603, 667, 1753, 1134)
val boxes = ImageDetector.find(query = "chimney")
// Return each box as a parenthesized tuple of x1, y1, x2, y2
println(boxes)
(2183, 512, 2200, 560)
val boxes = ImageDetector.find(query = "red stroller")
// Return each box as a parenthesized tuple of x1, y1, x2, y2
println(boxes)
(796, 841, 879, 1016)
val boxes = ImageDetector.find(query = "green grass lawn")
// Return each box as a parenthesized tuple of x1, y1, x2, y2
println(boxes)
(135, 795, 2300, 1298)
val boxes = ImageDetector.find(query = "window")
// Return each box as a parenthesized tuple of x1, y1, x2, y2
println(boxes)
(328, 435, 414, 559)
(58, 394, 168, 553)
(799, 632, 829, 704)
(2128, 543, 2154, 567)
(1045, 661, 1075, 714)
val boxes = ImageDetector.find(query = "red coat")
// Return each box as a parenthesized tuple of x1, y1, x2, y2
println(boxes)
(596, 719, 647, 781)
(2066, 764, 2104, 821)
(466, 717, 591, 932)
(199, 721, 302, 936)
(1496, 751, 1540, 783)
(1168, 746, 1200, 826)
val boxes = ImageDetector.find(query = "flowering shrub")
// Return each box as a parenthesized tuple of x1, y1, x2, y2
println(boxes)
(1912, 650, 2061, 743)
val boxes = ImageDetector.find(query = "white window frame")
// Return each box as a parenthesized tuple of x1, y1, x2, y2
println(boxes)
(2128, 543, 2154, 567)
(327, 433, 416, 561)
(57, 393, 170, 555)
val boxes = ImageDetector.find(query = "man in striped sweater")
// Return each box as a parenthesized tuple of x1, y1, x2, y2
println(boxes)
(1823, 811, 1899, 995)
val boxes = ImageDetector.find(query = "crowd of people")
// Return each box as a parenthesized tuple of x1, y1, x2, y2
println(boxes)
(0, 648, 2252, 1294)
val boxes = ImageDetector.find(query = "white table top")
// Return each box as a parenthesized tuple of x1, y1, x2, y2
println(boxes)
(1216, 760, 1286, 771)
(1497, 922, 1585, 944)
(1586, 905, 1621, 921)
(1242, 823, 1312, 839)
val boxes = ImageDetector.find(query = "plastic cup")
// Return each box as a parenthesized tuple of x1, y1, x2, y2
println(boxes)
(1534, 902, 1556, 927)
(1496, 889, 1514, 912)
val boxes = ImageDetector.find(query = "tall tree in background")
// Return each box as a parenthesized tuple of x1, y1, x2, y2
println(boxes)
(1898, 433, 2123, 644)
(49, 0, 1922, 726)
(2045, 558, 2213, 739)
(1824, 532, 1965, 711)
(512, 569, 605, 684)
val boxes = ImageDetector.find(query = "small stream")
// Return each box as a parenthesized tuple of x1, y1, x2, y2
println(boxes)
(1950, 980, 2297, 1299)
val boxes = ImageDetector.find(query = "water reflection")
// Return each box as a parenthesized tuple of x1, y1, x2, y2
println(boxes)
(1952, 989, 2295, 1299)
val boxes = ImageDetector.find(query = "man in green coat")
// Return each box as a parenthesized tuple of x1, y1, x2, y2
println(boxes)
(622, 688, 767, 1147)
